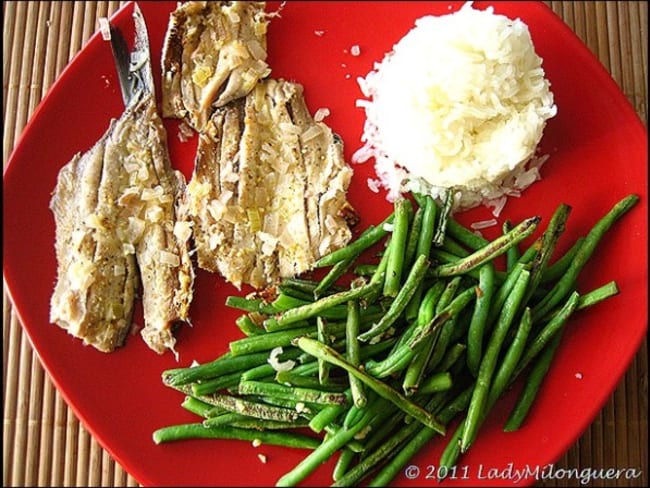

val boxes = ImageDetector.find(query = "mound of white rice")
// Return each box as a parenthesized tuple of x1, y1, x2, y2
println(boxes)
(353, 2, 557, 213)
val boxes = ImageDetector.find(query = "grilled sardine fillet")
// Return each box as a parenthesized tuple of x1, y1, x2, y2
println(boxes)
(50, 6, 194, 354)
(161, 1, 271, 132)
(50, 96, 194, 354)
(187, 78, 356, 289)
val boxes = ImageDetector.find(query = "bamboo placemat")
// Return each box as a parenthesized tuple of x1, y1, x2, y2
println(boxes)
(3, 1, 647, 487)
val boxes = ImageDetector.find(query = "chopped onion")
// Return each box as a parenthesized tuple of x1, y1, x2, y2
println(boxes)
(267, 346, 296, 372)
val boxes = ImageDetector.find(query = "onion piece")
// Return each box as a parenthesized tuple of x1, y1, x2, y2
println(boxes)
(267, 346, 296, 372)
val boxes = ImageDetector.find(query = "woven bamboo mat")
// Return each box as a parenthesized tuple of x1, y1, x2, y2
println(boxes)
(3, 1, 647, 486)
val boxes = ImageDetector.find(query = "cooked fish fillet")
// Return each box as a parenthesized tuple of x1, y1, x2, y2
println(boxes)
(187, 78, 356, 289)
(50, 96, 194, 354)
(161, 1, 271, 132)
(50, 6, 194, 354)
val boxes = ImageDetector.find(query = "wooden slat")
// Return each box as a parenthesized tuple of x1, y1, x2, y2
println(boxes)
(2, 2, 647, 487)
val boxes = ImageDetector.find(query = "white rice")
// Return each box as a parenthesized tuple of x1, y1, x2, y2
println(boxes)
(352, 2, 557, 212)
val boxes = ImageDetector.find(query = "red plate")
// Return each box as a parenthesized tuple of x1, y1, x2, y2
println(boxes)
(3, 1, 647, 486)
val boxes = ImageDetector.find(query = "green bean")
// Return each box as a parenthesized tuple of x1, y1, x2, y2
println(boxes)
(296, 337, 446, 434)
(405, 195, 439, 319)
(317, 317, 332, 384)
(402, 204, 424, 278)
(407, 286, 476, 351)
(264, 281, 380, 330)
(256, 395, 320, 414)
(431, 216, 540, 278)
(263, 318, 313, 332)
(239, 380, 349, 406)
(518, 237, 541, 265)
(314, 255, 357, 298)
(532, 194, 638, 319)
(486, 262, 525, 327)
(367, 384, 474, 487)
(276, 407, 377, 486)
(401, 337, 436, 395)
(359, 410, 407, 457)
(503, 328, 564, 432)
(358, 254, 429, 342)
(466, 263, 496, 376)
(228, 417, 311, 431)
(576, 281, 618, 311)
(346, 299, 367, 408)
(184, 389, 302, 423)
(225, 295, 278, 314)
(418, 372, 453, 394)
(503, 220, 520, 271)
(440, 235, 471, 257)
(308, 393, 349, 434)
(343, 391, 378, 429)
(272, 293, 348, 319)
(489, 307, 532, 402)
(281, 277, 345, 296)
(230, 324, 320, 356)
(433, 188, 454, 247)
(523, 203, 571, 307)
(437, 418, 465, 479)
(202, 412, 308, 430)
(401, 274, 457, 393)
(333, 448, 356, 482)
(364, 239, 391, 303)
(322, 425, 366, 453)
(181, 396, 224, 418)
(275, 371, 346, 392)
(540, 237, 585, 285)
(191, 370, 242, 396)
(363, 343, 414, 379)
(402, 278, 461, 391)
(461, 269, 530, 452)
(512, 292, 580, 382)
(367, 283, 443, 379)
(313, 213, 395, 268)
(427, 315, 461, 373)
(416, 195, 438, 256)
(372, 281, 444, 376)
(163, 350, 270, 387)
(277, 285, 317, 302)
(152, 423, 320, 449)
(435, 343, 467, 374)
(384, 198, 412, 297)
(353, 264, 378, 276)
(335, 420, 417, 487)
(235, 314, 265, 336)
(446, 216, 490, 251)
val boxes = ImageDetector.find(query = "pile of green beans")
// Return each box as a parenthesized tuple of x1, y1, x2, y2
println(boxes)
(153, 192, 639, 487)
